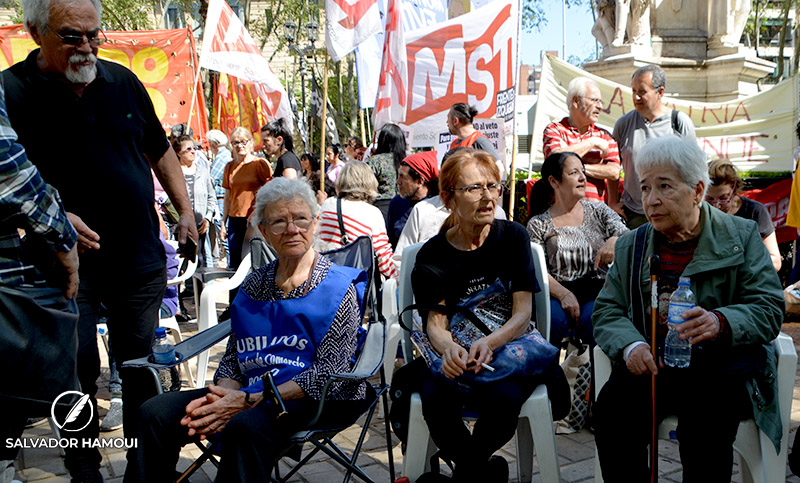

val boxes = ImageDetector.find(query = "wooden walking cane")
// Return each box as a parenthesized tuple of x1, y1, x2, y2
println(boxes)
(649, 255, 660, 483)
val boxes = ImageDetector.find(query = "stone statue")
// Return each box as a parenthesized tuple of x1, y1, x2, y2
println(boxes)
(592, 0, 616, 50)
(594, 0, 651, 49)
(710, 0, 752, 47)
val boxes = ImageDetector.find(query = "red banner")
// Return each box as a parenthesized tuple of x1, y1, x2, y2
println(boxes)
(0, 25, 208, 141)
(212, 73, 272, 150)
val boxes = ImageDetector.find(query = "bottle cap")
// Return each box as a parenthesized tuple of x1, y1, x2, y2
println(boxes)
(678, 276, 691, 286)
(155, 327, 167, 338)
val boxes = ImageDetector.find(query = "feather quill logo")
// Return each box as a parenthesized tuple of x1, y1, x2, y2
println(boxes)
(51, 391, 94, 432)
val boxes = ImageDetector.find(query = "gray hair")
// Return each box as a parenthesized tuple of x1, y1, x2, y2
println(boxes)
(565, 77, 597, 110)
(230, 126, 253, 141)
(23, 0, 102, 34)
(206, 129, 228, 147)
(336, 161, 379, 202)
(250, 178, 320, 228)
(635, 137, 710, 197)
(632, 65, 666, 91)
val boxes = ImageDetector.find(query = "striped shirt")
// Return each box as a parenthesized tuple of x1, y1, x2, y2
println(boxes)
(0, 77, 76, 285)
(542, 117, 620, 202)
(313, 197, 398, 279)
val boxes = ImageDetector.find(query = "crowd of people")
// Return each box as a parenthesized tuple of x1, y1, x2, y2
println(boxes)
(0, 0, 795, 481)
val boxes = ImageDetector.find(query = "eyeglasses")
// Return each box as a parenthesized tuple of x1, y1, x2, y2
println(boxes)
(262, 216, 314, 235)
(450, 183, 504, 200)
(48, 26, 107, 47)
(180, 146, 197, 154)
(231, 140, 250, 146)
(706, 182, 737, 205)
(581, 96, 603, 106)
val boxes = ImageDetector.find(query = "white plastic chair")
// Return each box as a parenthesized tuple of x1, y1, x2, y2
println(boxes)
(401, 242, 561, 482)
(593, 333, 797, 483)
(382, 277, 402, 387)
(159, 241, 198, 387)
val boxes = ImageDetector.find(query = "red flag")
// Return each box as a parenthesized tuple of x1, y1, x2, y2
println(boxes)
(372, 0, 406, 132)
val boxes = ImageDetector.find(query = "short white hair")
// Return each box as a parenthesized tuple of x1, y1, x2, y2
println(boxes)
(635, 137, 710, 197)
(23, 0, 102, 34)
(250, 178, 320, 227)
(206, 129, 228, 147)
(565, 77, 597, 110)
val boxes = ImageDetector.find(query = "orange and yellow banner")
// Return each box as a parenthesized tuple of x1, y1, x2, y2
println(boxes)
(212, 73, 275, 150)
(0, 25, 208, 141)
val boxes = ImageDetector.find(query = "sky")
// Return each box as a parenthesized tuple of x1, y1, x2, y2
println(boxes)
(518, 0, 598, 66)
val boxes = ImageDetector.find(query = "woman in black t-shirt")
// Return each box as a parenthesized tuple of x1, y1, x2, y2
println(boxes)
(411, 148, 566, 482)
(260, 118, 303, 178)
(706, 159, 781, 270)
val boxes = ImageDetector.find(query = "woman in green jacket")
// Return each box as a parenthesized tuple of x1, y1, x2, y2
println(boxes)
(592, 137, 784, 482)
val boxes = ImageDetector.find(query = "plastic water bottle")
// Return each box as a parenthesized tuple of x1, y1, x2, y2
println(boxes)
(152, 327, 175, 364)
(665, 276, 695, 368)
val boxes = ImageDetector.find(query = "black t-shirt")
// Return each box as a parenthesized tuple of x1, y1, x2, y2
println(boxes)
(275, 151, 302, 177)
(411, 220, 539, 308)
(3, 51, 168, 275)
(735, 196, 774, 238)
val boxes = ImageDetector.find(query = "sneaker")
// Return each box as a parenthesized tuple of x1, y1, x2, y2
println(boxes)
(99, 400, 123, 432)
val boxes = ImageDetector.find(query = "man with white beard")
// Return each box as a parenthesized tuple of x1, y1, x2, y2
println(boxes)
(2, 0, 196, 481)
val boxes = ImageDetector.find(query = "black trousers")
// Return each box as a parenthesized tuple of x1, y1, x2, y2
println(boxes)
(125, 387, 372, 482)
(419, 370, 538, 474)
(63, 268, 166, 474)
(593, 364, 753, 483)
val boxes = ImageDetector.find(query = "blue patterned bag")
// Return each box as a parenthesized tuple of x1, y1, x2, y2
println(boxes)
(402, 279, 559, 390)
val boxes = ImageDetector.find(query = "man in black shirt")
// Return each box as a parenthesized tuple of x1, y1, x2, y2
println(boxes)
(2, 0, 197, 480)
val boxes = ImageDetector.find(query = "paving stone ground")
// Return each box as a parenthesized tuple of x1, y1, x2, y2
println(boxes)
(10, 311, 800, 482)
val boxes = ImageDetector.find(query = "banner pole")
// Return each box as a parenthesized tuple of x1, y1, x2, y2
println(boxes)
(360, 109, 366, 148)
(186, 28, 203, 132)
(509, 133, 517, 221)
(320, 52, 330, 193)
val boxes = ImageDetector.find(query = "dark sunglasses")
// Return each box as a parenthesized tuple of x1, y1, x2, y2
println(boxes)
(49, 26, 108, 47)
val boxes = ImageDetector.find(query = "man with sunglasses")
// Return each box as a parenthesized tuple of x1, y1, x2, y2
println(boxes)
(543, 76, 620, 204)
(2, 0, 197, 481)
(612, 65, 696, 229)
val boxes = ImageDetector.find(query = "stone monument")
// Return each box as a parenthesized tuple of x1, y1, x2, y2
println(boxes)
(584, 0, 775, 102)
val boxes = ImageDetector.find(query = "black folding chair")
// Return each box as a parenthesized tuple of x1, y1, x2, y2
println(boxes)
(124, 236, 394, 483)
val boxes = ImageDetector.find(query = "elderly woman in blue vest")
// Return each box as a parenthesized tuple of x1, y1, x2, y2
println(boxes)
(592, 137, 784, 482)
(129, 178, 371, 482)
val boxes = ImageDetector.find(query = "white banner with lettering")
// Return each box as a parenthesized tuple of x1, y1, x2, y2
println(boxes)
(402, 0, 518, 147)
(532, 55, 800, 172)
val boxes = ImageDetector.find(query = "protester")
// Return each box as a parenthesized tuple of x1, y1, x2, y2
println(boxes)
(222, 127, 272, 270)
(0, 74, 78, 483)
(446, 102, 498, 158)
(174, 135, 216, 267)
(346, 135, 366, 160)
(613, 65, 696, 228)
(260, 118, 302, 178)
(314, 161, 398, 279)
(170, 123, 208, 171)
(207, 129, 231, 266)
(325, 143, 344, 187)
(386, 151, 439, 247)
(300, 152, 331, 201)
(2, 0, 197, 478)
(410, 148, 565, 481)
(129, 178, 372, 482)
(527, 152, 627, 346)
(543, 77, 620, 204)
(593, 137, 783, 481)
(706, 159, 781, 271)
(366, 123, 405, 220)
(394, 148, 506, 268)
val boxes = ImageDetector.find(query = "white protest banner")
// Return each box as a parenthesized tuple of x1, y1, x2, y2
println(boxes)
(435, 118, 505, 164)
(200, 0, 292, 127)
(402, 0, 518, 147)
(532, 55, 800, 172)
(325, 0, 383, 62)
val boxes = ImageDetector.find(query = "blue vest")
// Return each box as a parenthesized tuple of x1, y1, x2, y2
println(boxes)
(231, 263, 366, 394)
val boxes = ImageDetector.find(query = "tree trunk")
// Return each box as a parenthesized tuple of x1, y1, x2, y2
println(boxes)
(755, 0, 761, 58)
(794, 0, 800, 73)
(777, 0, 792, 79)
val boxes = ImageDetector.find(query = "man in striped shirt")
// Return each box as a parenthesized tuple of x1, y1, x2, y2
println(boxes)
(542, 77, 620, 204)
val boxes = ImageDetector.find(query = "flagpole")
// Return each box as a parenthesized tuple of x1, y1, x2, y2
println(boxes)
(509, 133, 517, 220)
(320, 52, 330, 192)
(186, 27, 203, 131)
(359, 109, 366, 147)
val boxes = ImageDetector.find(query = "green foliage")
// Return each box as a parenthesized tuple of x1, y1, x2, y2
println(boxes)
(522, 0, 589, 33)
(102, 0, 154, 30)
(0, 0, 23, 24)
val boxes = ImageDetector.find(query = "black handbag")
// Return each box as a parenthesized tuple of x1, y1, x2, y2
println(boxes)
(0, 284, 80, 412)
